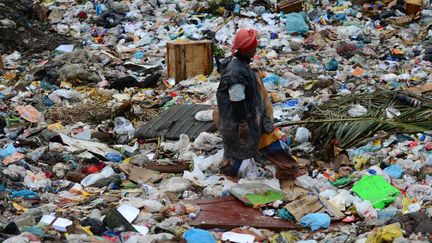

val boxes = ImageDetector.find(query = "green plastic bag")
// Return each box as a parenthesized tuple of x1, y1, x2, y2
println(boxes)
(285, 12, 309, 35)
(352, 175, 400, 209)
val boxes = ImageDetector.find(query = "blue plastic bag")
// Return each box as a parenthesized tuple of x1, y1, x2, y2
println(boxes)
(12, 190, 39, 199)
(263, 73, 280, 84)
(285, 12, 309, 34)
(183, 228, 216, 243)
(383, 164, 403, 179)
(324, 58, 339, 71)
(299, 213, 331, 231)
(105, 152, 123, 163)
(0, 144, 16, 159)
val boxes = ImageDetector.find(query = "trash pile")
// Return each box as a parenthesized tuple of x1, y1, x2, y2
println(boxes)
(1, 0, 432, 242)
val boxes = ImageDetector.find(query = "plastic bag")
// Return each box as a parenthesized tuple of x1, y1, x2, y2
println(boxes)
(383, 164, 403, 179)
(195, 110, 213, 122)
(285, 12, 309, 34)
(193, 132, 222, 151)
(194, 149, 224, 171)
(81, 166, 115, 187)
(348, 104, 367, 117)
(324, 58, 338, 71)
(352, 175, 400, 209)
(354, 200, 377, 219)
(295, 127, 311, 143)
(114, 117, 135, 137)
(183, 228, 216, 243)
(299, 213, 331, 231)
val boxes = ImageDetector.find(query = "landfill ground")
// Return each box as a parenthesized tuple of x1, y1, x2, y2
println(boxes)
(1, 0, 432, 242)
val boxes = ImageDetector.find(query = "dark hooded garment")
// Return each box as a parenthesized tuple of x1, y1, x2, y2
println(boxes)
(216, 55, 267, 160)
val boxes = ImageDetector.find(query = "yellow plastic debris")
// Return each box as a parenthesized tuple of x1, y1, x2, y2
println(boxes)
(402, 196, 414, 214)
(366, 223, 403, 243)
(123, 157, 132, 164)
(354, 155, 368, 170)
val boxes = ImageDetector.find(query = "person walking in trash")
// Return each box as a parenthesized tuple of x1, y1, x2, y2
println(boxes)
(216, 29, 274, 177)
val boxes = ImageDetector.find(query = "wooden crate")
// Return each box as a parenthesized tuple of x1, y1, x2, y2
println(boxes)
(278, 0, 303, 13)
(167, 40, 213, 83)
(406, 0, 422, 15)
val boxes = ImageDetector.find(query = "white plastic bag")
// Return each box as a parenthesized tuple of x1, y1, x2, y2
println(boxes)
(295, 127, 311, 143)
(193, 132, 222, 151)
(348, 104, 367, 117)
(354, 200, 377, 219)
(195, 110, 214, 122)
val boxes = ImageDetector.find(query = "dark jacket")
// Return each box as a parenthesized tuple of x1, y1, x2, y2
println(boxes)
(216, 56, 264, 159)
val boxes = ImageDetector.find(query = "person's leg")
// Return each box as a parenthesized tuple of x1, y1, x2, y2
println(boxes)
(220, 153, 243, 176)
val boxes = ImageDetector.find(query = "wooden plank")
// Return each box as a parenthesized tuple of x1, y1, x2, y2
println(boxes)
(184, 196, 301, 231)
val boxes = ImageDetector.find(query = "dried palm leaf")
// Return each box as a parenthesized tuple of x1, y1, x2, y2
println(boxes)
(276, 91, 432, 149)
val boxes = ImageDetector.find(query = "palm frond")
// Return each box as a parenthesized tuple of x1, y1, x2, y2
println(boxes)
(275, 91, 432, 149)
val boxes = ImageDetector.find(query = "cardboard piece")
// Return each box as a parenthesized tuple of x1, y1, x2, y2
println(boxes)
(285, 194, 324, 221)
(405, 84, 432, 94)
(118, 164, 160, 184)
(284, 194, 344, 221)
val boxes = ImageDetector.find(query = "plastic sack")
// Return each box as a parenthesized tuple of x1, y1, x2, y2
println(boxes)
(383, 164, 403, 179)
(354, 200, 377, 219)
(193, 132, 222, 151)
(366, 223, 403, 242)
(114, 117, 135, 137)
(299, 213, 331, 231)
(195, 110, 213, 122)
(295, 127, 311, 143)
(237, 158, 259, 178)
(324, 58, 338, 71)
(0, 144, 17, 159)
(194, 149, 224, 171)
(11, 190, 39, 199)
(81, 166, 115, 187)
(105, 152, 123, 163)
(183, 228, 216, 243)
(285, 12, 309, 34)
(348, 104, 367, 117)
(183, 164, 206, 182)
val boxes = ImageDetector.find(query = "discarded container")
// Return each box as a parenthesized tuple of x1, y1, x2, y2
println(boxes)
(278, 0, 304, 13)
(167, 40, 213, 83)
